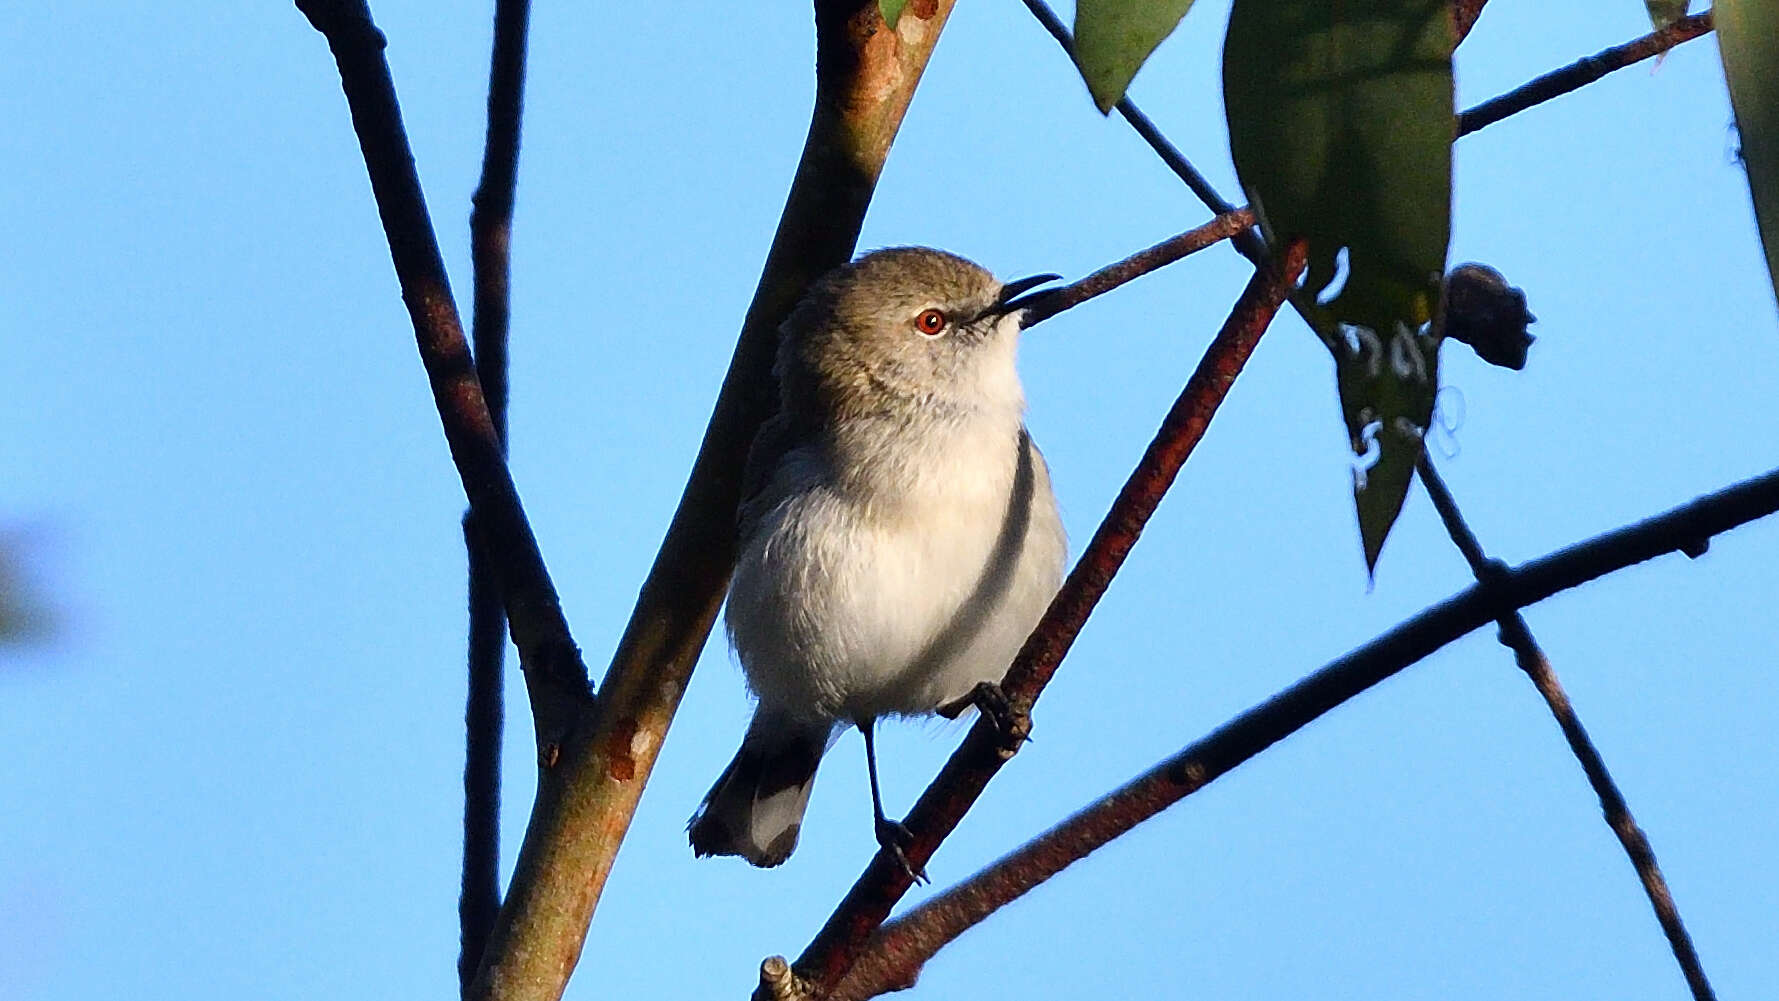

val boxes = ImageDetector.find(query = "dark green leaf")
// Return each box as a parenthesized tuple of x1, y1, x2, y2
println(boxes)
(880, 0, 906, 29)
(1074, 0, 1198, 113)
(1645, 0, 1690, 29)
(1718, 0, 1779, 313)
(1223, 0, 1454, 572)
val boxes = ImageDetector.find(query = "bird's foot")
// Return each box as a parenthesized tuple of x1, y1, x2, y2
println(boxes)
(939, 681, 1030, 759)
(874, 815, 928, 885)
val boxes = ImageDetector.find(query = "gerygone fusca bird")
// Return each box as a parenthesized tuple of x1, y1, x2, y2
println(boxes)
(688, 246, 1068, 873)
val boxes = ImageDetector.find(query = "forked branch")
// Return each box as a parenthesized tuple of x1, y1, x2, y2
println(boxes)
(829, 464, 1779, 1000)
(295, 0, 588, 737)
(1415, 456, 1717, 1001)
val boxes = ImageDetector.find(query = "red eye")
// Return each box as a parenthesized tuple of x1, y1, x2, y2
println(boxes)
(915, 309, 947, 335)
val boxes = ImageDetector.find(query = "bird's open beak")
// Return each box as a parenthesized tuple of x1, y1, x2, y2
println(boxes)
(991, 273, 1066, 327)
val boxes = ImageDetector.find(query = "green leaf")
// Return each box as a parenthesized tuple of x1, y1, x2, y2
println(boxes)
(880, 0, 906, 29)
(1223, 0, 1454, 572)
(1644, 0, 1689, 29)
(1074, 0, 1198, 113)
(1718, 0, 1779, 314)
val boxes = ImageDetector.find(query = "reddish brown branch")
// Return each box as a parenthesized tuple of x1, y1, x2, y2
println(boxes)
(828, 464, 1779, 999)
(1459, 11, 1715, 137)
(1452, 0, 1489, 42)
(1415, 456, 1717, 1001)
(1020, 208, 1256, 326)
(460, 0, 532, 992)
(782, 241, 1308, 998)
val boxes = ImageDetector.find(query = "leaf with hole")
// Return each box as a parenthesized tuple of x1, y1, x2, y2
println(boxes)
(1222, 0, 1455, 572)
(1073, 0, 1199, 113)
(1717, 0, 1779, 314)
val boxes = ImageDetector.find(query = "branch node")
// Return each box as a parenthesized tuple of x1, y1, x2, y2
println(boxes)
(756, 956, 811, 1001)
(1679, 536, 1710, 559)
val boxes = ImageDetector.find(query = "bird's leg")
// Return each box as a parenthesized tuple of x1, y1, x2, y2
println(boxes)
(859, 719, 926, 884)
(938, 680, 1030, 758)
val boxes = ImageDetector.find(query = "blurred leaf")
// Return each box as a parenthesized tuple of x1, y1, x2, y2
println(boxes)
(0, 542, 55, 645)
(880, 0, 905, 28)
(1645, 0, 1689, 29)
(1223, 0, 1454, 572)
(1717, 0, 1779, 313)
(1074, 0, 1198, 113)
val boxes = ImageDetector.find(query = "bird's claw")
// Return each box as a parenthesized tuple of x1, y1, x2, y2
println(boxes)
(874, 816, 928, 885)
(940, 681, 1030, 757)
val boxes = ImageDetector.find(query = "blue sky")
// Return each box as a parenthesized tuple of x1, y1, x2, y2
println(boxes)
(4, 2, 1776, 999)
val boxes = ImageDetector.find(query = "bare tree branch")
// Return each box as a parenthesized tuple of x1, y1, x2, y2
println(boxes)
(1415, 456, 1718, 1001)
(1459, 11, 1716, 137)
(777, 241, 1309, 999)
(1020, 208, 1256, 326)
(460, 0, 532, 993)
(295, 0, 589, 731)
(828, 464, 1779, 1000)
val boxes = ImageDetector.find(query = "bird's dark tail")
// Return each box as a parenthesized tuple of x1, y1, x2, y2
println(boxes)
(688, 711, 831, 867)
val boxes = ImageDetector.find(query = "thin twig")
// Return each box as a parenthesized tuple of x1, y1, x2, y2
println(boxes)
(1458, 11, 1716, 137)
(829, 464, 1779, 1000)
(1020, 208, 1256, 326)
(782, 241, 1308, 998)
(1017, 0, 1267, 265)
(1415, 456, 1718, 1001)
(459, 0, 532, 993)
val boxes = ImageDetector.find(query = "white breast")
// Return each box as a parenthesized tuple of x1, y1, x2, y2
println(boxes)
(726, 411, 1067, 725)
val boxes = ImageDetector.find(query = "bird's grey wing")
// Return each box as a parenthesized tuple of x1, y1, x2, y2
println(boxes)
(735, 411, 803, 544)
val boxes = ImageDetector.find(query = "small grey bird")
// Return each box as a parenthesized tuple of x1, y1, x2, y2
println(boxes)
(688, 247, 1068, 872)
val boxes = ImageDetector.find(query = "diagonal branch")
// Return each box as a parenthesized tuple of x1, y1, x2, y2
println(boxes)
(295, 0, 588, 732)
(828, 463, 1779, 1000)
(1019, 208, 1256, 326)
(1458, 11, 1716, 137)
(1415, 456, 1718, 1001)
(780, 241, 1309, 999)
(460, 0, 533, 993)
